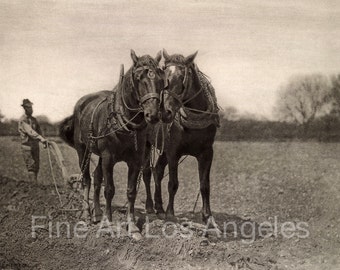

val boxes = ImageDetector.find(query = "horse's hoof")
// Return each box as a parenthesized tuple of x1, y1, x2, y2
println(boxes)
(131, 232, 143, 241)
(128, 222, 140, 234)
(93, 211, 103, 224)
(145, 200, 155, 214)
(165, 214, 177, 223)
(205, 216, 218, 228)
(205, 216, 222, 235)
(155, 207, 165, 214)
(146, 207, 155, 214)
(156, 212, 166, 220)
(146, 213, 158, 221)
(101, 215, 113, 225)
(105, 213, 113, 223)
(85, 216, 92, 225)
(128, 223, 142, 240)
(81, 212, 92, 224)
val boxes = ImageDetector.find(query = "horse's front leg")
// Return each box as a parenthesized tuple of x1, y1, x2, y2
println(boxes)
(143, 167, 155, 214)
(166, 154, 180, 219)
(126, 162, 141, 234)
(142, 144, 154, 214)
(197, 147, 217, 227)
(102, 151, 115, 222)
(93, 157, 103, 223)
(154, 152, 168, 215)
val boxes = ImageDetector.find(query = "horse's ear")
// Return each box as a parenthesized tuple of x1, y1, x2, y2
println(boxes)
(130, 49, 138, 64)
(155, 51, 162, 63)
(163, 49, 170, 61)
(185, 51, 198, 65)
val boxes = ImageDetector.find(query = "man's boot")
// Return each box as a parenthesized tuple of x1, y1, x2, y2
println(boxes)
(28, 171, 37, 183)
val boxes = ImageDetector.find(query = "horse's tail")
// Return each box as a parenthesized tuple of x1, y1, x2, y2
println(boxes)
(59, 115, 75, 147)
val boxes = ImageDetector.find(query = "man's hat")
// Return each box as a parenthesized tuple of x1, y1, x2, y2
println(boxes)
(21, 99, 33, 107)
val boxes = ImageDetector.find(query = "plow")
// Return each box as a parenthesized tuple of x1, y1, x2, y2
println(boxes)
(47, 140, 81, 188)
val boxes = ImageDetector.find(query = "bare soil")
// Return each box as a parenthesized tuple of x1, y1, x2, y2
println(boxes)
(1, 137, 340, 269)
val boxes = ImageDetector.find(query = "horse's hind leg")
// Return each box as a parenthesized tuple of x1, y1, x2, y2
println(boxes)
(93, 157, 103, 223)
(76, 144, 92, 223)
(102, 151, 114, 221)
(154, 152, 168, 215)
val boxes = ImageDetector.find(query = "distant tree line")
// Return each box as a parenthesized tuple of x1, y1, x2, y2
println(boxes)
(1, 73, 340, 141)
(216, 116, 340, 142)
(217, 73, 340, 142)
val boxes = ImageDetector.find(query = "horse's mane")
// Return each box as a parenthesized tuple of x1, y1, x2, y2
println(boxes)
(165, 54, 186, 65)
(122, 68, 134, 91)
(135, 55, 159, 69)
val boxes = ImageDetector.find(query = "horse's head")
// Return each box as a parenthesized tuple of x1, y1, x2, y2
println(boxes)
(161, 49, 198, 123)
(130, 50, 163, 124)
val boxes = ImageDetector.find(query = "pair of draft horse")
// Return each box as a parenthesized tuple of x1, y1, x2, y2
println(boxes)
(59, 49, 220, 236)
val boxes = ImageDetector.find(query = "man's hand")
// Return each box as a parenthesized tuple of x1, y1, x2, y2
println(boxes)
(40, 137, 49, 148)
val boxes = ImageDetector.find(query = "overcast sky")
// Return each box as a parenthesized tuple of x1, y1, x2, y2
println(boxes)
(1, 0, 339, 122)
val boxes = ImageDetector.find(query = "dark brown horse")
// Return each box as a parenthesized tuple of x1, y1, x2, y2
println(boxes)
(143, 50, 220, 226)
(59, 50, 163, 234)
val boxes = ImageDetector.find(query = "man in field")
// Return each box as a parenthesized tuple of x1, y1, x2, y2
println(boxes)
(18, 99, 48, 182)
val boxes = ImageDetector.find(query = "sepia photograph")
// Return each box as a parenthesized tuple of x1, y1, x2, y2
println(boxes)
(0, 0, 340, 269)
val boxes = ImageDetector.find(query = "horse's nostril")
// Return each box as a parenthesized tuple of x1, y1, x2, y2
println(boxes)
(150, 114, 159, 121)
(145, 114, 159, 124)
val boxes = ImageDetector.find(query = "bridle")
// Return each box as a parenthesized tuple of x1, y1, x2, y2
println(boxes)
(123, 65, 161, 112)
(163, 62, 204, 107)
(114, 63, 163, 131)
(163, 63, 189, 105)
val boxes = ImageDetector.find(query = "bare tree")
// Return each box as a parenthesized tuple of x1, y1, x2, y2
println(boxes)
(0, 109, 4, 123)
(330, 74, 340, 114)
(35, 115, 51, 124)
(223, 106, 239, 120)
(274, 74, 331, 132)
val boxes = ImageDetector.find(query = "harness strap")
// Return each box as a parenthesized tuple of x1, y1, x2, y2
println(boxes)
(163, 89, 182, 104)
(89, 97, 107, 134)
(182, 86, 204, 105)
(139, 92, 160, 104)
